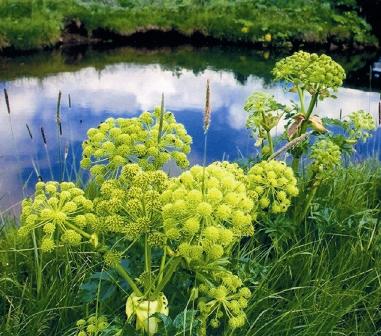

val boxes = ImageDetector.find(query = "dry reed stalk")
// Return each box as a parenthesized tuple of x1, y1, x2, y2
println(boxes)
(203, 79, 211, 133)
(41, 127, 54, 180)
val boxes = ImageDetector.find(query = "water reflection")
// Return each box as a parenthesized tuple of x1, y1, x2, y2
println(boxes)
(0, 46, 380, 214)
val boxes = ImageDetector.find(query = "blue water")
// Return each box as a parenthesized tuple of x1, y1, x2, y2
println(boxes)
(0, 46, 380, 214)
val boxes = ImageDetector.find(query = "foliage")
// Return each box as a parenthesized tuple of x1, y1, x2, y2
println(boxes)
(0, 0, 378, 51)
(0, 51, 380, 335)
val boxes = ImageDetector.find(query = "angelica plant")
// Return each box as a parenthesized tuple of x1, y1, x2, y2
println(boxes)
(244, 92, 285, 156)
(80, 107, 192, 183)
(272, 51, 346, 171)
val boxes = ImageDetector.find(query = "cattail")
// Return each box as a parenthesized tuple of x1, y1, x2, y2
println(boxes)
(339, 108, 342, 120)
(68, 93, 71, 108)
(203, 79, 211, 133)
(56, 91, 62, 136)
(41, 127, 47, 145)
(4, 88, 10, 114)
(26, 123, 33, 139)
(378, 101, 381, 126)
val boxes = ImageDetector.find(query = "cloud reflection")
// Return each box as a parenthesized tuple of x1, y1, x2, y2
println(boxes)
(0, 62, 379, 213)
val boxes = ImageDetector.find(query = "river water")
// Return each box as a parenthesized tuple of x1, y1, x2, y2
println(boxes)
(0, 45, 380, 214)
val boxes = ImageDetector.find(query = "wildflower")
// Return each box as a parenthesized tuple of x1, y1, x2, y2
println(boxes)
(247, 160, 298, 215)
(310, 138, 341, 173)
(80, 109, 192, 181)
(161, 162, 254, 263)
(273, 51, 346, 95)
(346, 110, 376, 142)
(18, 182, 95, 252)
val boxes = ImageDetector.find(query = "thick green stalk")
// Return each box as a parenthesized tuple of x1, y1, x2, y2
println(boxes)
(299, 175, 321, 225)
(296, 86, 305, 114)
(65, 222, 143, 296)
(113, 262, 143, 296)
(145, 234, 152, 293)
(153, 257, 181, 297)
(266, 130, 274, 155)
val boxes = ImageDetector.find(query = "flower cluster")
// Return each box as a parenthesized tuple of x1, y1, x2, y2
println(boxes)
(75, 315, 109, 336)
(80, 108, 192, 183)
(161, 163, 254, 263)
(244, 92, 284, 135)
(198, 271, 251, 331)
(18, 181, 96, 252)
(347, 110, 376, 142)
(94, 164, 168, 241)
(247, 160, 298, 215)
(310, 139, 341, 173)
(273, 51, 345, 95)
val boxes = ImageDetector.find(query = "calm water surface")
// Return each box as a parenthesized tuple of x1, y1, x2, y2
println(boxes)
(0, 46, 380, 214)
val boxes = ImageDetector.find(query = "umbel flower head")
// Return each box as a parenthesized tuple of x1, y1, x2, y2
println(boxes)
(80, 108, 192, 183)
(247, 160, 298, 215)
(244, 92, 284, 134)
(346, 110, 376, 142)
(94, 164, 168, 242)
(161, 162, 254, 263)
(198, 270, 251, 331)
(310, 138, 341, 173)
(75, 315, 109, 336)
(273, 51, 346, 97)
(18, 181, 96, 252)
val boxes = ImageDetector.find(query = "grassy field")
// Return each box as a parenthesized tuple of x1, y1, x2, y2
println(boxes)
(0, 0, 378, 52)
(1, 161, 380, 335)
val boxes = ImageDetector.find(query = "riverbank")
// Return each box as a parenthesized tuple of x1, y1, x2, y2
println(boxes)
(0, 0, 378, 53)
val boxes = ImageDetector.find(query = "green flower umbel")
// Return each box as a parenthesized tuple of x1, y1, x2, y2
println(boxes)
(161, 162, 254, 263)
(198, 271, 251, 332)
(80, 108, 192, 183)
(310, 139, 341, 173)
(273, 51, 345, 97)
(94, 164, 168, 241)
(347, 110, 376, 142)
(247, 160, 298, 215)
(19, 181, 96, 252)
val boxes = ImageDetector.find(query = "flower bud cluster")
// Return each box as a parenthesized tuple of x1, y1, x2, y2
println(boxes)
(18, 181, 96, 252)
(347, 110, 376, 142)
(247, 160, 298, 215)
(75, 315, 108, 336)
(161, 163, 254, 263)
(94, 164, 168, 241)
(80, 108, 192, 183)
(273, 51, 345, 94)
(198, 271, 251, 330)
(310, 139, 341, 173)
(244, 92, 283, 134)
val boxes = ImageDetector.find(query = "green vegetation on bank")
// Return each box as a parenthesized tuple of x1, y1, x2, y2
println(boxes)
(0, 0, 378, 52)
(0, 51, 380, 335)
(1, 161, 380, 335)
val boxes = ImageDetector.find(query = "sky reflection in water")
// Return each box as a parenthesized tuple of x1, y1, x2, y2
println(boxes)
(0, 48, 380, 214)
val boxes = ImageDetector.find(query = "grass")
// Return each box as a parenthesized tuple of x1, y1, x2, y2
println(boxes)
(0, 0, 378, 52)
(1, 160, 380, 335)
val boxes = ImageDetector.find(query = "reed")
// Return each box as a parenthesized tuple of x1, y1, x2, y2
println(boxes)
(40, 126, 54, 180)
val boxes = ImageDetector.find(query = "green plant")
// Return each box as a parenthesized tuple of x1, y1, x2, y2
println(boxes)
(4, 51, 380, 336)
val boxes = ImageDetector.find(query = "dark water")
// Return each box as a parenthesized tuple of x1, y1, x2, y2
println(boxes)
(0, 45, 380, 214)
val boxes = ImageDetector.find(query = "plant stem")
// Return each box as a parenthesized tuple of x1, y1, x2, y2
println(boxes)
(266, 130, 274, 155)
(113, 262, 143, 296)
(153, 257, 181, 297)
(145, 234, 152, 293)
(299, 177, 320, 225)
(31, 230, 42, 297)
(65, 223, 142, 296)
(296, 86, 305, 114)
